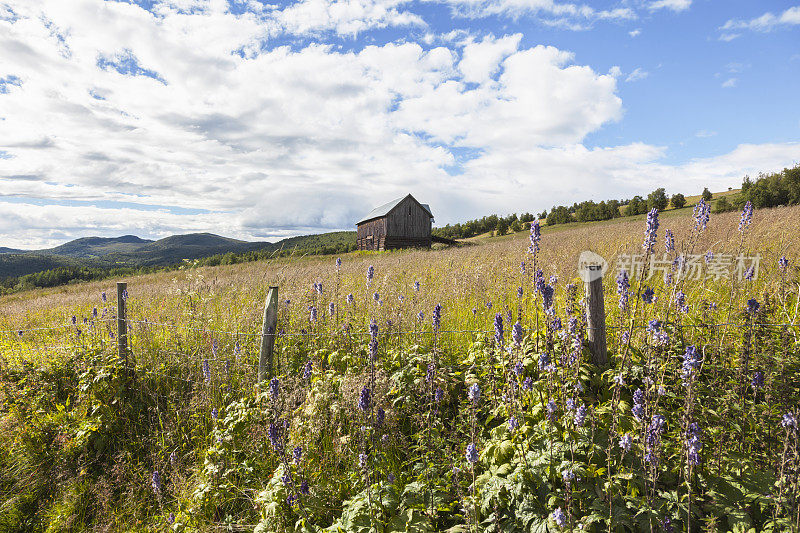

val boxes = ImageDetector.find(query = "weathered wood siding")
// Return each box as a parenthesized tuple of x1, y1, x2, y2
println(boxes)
(356, 218, 386, 251)
(385, 196, 431, 239)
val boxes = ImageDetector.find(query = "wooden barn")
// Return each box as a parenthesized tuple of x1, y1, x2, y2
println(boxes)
(356, 194, 434, 251)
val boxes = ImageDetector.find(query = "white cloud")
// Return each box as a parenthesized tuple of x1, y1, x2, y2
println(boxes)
(722, 77, 737, 88)
(434, 0, 636, 27)
(649, 0, 691, 13)
(720, 6, 800, 34)
(629, 29, 641, 37)
(458, 34, 522, 83)
(625, 67, 648, 82)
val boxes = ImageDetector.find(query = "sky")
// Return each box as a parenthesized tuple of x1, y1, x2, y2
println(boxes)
(0, 0, 798, 249)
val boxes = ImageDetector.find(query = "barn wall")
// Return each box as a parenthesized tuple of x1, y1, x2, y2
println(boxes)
(356, 218, 386, 251)
(385, 197, 431, 239)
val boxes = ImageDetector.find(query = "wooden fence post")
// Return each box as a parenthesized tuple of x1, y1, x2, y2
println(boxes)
(585, 276, 608, 366)
(117, 281, 128, 367)
(258, 286, 279, 383)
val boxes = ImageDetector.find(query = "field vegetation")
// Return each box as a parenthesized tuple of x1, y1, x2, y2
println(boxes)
(0, 200, 799, 532)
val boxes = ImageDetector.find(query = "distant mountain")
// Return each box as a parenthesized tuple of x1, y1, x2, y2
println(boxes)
(42, 235, 154, 259)
(106, 233, 266, 266)
(0, 231, 356, 279)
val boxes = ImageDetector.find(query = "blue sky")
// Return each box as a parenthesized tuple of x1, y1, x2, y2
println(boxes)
(0, 0, 798, 248)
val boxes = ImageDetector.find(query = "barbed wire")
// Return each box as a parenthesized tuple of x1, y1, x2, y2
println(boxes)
(1, 319, 798, 339)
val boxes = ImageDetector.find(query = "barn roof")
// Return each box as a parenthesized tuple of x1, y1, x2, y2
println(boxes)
(356, 194, 433, 225)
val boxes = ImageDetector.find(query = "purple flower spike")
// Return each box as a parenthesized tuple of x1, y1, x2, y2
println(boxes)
(465, 443, 479, 464)
(739, 201, 753, 232)
(467, 383, 480, 403)
(552, 507, 566, 528)
(493, 313, 504, 346)
(358, 386, 371, 412)
(643, 208, 660, 253)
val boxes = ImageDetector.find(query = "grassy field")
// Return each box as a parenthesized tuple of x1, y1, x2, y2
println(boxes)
(0, 202, 798, 532)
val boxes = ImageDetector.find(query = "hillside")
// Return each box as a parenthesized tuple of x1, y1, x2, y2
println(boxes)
(42, 235, 153, 259)
(0, 232, 359, 280)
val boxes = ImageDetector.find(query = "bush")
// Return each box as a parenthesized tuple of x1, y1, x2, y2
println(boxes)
(702, 187, 713, 201)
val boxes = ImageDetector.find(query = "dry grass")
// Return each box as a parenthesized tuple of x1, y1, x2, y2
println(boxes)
(1, 204, 798, 348)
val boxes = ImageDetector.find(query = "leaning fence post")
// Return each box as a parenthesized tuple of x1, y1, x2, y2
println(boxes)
(117, 281, 128, 367)
(258, 286, 279, 383)
(585, 276, 608, 366)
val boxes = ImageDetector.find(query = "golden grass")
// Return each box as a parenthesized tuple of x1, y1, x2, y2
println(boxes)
(1, 204, 798, 366)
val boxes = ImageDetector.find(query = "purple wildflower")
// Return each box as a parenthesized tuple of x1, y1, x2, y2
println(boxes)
(269, 378, 280, 401)
(686, 422, 702, 465)
(632, 388, 646, 422)
(744, 266, 755, 281)
(467, 383, 480, 403)
(739, 201, 753, 232)
(211, 408, 218, 420)
(493, 313, 503, 346)
(414, 280, 420, 292)
(346, 293, 354, 304)
(538, 352, 550, 370)
(151, 470, 161, 495)
(336, 257, 342, 268)
(617, 270, 630, 312)
(366, 265, 374, 285)
(681, 345, 702, 385)
(302, 360, 313, 379)
(417, 311, 424, 322)
(546, 400, 558, 422)
(574, 405, 586, 427)
(643, 208, 660, 253)
(747, 298, 760, 314)
(642, 287, 655, 304)
(202, 359, 211, 383)
(465, 443, 478, 464)
(782, 413, 797, 430)
(300, 480, 310, 494)
(693, 199, 710, 231)
(779, 256, 789, 271)
(309, 306, 317, 322)
(268, 422, 282, 450)
(512, 322, 523, 346)
(432, 304, 442, 332)
(329, 302, 335, 316)
(101, 291, 107, 303)
(751, 371, 764, 390)
(293, 446, 302, 463)
(620, 434, 633, 452)
(358, 386, 371, 412)
(376, 406, 386, 426)
(552, 507, 566, 528)
(517, 286, 523, 298)
(508, 416, 519, 432)
(529, 220, 541, 255)
(523, 377, 533, 390)
(665, 229, 674, 253)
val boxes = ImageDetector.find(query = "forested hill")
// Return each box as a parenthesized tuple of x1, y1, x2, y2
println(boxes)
(0, 231, 356, 283)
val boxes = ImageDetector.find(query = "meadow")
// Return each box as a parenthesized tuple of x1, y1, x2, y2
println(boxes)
(0, 203, 799, 532)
